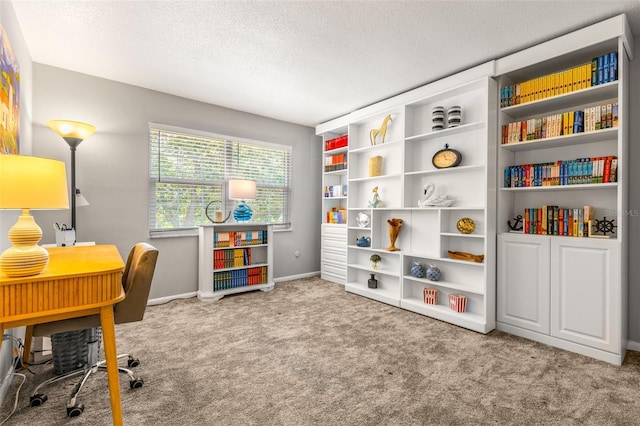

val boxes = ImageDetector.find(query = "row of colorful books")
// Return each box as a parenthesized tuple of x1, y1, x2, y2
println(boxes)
(500, 51, 617, 107)
(501, 102, 618, 144)
(326, 207, 347, 224)
(522, 205, 594, 237)
(504, 156, 617, 188)
(213, 248, 252, 269)
(324, 184, 348, 198)
(324, 153, 347, 172)
(213, 230, 267, 248)
(212, 266, 267, 291)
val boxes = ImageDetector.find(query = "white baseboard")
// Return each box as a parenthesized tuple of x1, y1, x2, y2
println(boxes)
(147, 292, 197, 306)
(147, 272, 321, 306)
(273, 271, 320, 283)
(627, 340, 640, 352)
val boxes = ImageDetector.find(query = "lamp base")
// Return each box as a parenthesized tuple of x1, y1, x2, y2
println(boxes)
(0, 210, 49, 277)
(233, 201, 253, 222)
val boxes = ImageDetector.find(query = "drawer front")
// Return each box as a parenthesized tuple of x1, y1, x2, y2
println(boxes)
(321, 262, 347, 283)
(322, 250, 346, 264)
(322, 225, 347, 238)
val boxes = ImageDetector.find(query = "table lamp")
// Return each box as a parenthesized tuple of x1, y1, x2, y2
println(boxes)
(0, 155, 70, 277)
(46, 120, 96, 231)
(228, 179, 256, 222)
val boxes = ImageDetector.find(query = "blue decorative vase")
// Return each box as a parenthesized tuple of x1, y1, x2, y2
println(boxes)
(426, 264, 441, 281)
(410, 262, 426, 278)
(233, 201, 253, 222)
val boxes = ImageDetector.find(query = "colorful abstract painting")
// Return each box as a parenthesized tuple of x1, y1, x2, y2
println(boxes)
(0, 24, 20, 154)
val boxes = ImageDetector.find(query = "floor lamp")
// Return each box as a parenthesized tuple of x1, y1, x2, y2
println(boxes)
(46, 120, 96, 230)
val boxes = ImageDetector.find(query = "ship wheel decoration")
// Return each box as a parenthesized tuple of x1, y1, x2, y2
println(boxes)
(595, 216, 617, 236)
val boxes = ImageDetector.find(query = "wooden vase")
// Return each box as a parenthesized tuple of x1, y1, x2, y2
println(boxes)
(385, 218, 403, 251)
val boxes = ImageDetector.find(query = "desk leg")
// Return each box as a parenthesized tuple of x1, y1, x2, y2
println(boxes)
(100, 306, 123, 426)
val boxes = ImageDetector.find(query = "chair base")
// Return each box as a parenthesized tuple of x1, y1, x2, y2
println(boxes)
(30, 353, 143, 418)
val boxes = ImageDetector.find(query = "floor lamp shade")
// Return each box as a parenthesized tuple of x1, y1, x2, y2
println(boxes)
(228, 179, 256, 222)
(47, 120, 96, 230)
(0, 155, 70, 277)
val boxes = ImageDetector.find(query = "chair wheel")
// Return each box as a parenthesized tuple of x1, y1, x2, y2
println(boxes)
(30, 394, 48, 406)
(127, 357, 140, 368)
(130, 378, 144, 389)
(67, 404, 84, 417)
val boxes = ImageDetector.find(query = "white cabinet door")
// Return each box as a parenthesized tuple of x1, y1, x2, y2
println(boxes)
(550, 238, 620, 352)
(497, 233, 550, 334)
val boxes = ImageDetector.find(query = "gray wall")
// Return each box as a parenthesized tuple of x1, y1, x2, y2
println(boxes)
(31, 64, 322, 301)
(627, 35, 640, 344)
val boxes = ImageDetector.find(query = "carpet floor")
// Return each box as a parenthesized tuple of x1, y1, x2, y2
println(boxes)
(2, 276, 640, 425)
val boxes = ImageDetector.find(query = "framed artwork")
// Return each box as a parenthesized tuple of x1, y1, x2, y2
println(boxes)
(0, 24, 20, 154)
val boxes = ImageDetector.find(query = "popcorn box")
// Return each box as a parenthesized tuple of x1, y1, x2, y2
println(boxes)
(423, 287, 438, 305)
(449, 294, 467, 313)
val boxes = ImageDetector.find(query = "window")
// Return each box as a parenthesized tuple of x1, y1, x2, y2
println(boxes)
(149, 123, 292, 234)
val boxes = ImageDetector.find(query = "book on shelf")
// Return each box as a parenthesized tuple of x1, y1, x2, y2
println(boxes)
(324, 135, 348, 152)
(324, 184, 348, 198)
(504, 156, 617, 188)
(214, 230, 268, 248)
(501, 103, 617, 145)
(522, 205, 595, 237)
(499, 51, 618, 108)
(213, 247, 252, 269)
(324, 152, 348, 172)
(212, 265, 267, 291)
(326, 207, 347, 224)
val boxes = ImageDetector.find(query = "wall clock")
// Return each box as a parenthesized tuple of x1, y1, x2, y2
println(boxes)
(432, 143, 462, 169)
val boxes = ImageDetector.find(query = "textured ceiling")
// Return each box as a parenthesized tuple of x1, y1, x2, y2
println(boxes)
(10, 0, 640, 127)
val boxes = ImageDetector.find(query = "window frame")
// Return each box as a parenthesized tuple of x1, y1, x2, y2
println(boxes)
(148, 123, 292, 236)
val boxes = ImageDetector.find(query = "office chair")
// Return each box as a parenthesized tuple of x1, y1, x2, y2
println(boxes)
(22, 242, 159, 418)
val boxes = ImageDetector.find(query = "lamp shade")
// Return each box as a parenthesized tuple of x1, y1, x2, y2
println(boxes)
(46, 120, 96, 143)
(228, 179, 256, 201)
(0, 155, 69, 277)
(0, 154, 70, 209)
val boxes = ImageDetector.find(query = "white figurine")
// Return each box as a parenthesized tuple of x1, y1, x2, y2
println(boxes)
(418, 183, 455, 207)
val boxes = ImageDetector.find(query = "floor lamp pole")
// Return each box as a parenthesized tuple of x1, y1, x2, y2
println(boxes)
(69, 145, 77, 230)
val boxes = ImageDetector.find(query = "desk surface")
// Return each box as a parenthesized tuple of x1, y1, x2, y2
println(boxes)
(0, 244, 126, 425)
(0, 245, 125, 322)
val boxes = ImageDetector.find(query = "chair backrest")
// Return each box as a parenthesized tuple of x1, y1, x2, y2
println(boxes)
(114, 242, 158, 325)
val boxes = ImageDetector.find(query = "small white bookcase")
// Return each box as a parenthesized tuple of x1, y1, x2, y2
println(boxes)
(198, 223, 274, 302)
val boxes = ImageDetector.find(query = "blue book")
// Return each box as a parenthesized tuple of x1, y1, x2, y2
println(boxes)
(610, 52, 618, 82)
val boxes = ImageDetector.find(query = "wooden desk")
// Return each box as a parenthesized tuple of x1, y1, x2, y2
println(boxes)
(0, 245, 125, 426)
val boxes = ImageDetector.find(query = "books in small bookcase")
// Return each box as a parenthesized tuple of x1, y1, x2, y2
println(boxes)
(213, 230, 267, 248)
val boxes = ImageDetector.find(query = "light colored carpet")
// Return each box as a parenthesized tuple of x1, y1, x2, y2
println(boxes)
(2, 276, 640, 425)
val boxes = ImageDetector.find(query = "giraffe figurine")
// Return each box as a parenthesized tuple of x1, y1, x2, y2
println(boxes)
(370, 115, 392, 145)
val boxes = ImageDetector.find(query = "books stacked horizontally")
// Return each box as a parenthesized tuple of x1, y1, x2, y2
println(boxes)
(504, 156, 617, 187)
(499, 51, 617, 107)
(522, 205, 595, 237)
(500, 102, 618, 144)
